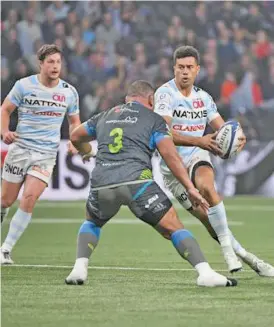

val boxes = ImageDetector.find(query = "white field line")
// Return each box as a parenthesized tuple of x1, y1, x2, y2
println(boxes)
(3, 218, 244, 226)
(2, 263, 255, 273)
(33, 202, 274, 211)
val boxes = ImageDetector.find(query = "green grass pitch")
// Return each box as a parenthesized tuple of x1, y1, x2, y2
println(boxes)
(1, 197, 274, 327)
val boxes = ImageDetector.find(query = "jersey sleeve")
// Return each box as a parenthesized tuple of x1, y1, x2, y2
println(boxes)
(149, 115, 172, 150)
(67, 87, 80, 116)
(83, 113, 102, 138)
(205, 93, 220, 123)
(7, 80, 24, 107)
(154, 86, 173, 117)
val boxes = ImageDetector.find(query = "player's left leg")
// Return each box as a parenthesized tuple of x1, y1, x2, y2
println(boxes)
(193, 164, 242, 272)
(192, 206, 274, 277)
(1, 175, 47, 259)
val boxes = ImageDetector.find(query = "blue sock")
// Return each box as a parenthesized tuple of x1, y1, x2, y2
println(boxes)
(77, 220, 101, 258)
(171, 229, 206, 266)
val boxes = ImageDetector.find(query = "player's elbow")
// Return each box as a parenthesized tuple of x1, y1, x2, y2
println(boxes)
(157, 138, 175, 161)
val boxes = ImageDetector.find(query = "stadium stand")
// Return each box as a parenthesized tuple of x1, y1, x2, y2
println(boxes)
(1, 1, 274, 140)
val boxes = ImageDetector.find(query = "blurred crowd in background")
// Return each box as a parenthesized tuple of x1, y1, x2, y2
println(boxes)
(1, 0, 274, 140)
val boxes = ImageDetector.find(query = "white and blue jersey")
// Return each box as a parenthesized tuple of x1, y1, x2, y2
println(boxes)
(154, 78, 220, 171)
(7, 74, 79, 156)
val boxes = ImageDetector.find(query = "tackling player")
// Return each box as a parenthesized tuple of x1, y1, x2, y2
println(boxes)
(1, 44, 81, 264)
(65, 80, 237, 287)
(154, 45, 274, 277)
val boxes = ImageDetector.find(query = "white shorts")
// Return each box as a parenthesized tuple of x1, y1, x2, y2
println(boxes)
(161, 149, 213, 210)
(2, 143, 56, 185)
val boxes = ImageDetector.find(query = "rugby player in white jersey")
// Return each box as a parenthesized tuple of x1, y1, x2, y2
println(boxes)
(154, 45, 274, 277)
(1, 44, 81, 264)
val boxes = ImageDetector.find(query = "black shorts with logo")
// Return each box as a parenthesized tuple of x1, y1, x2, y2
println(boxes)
(86, 181, 172, 227)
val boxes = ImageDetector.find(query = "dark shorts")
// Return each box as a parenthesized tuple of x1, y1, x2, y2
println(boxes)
(86, 181, 172, 227)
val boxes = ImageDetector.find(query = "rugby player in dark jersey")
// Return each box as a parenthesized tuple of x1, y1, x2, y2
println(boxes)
(65, 80, 237, 287)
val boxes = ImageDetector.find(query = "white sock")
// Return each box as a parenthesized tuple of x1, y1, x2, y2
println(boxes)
(208, 202, 233, 253)
(1, 207, 10, 223)
(229, 230, 247, 258)
(75, 257, 88, 267)
(195, 262, 212, 276)
(2, 208, 32, 253)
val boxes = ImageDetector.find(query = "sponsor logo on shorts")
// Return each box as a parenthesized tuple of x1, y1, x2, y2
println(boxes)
(152, 203, 167, 213)
(145, 194, 159, 209)
(4, 163, 23, 176)
(176, 191, 188, 203)
(32, 165, 50, 177)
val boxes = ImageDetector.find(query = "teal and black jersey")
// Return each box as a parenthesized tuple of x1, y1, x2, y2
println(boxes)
(84, 101, 171, 189)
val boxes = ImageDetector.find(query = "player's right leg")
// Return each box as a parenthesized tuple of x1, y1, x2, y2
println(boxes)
(1, 180, 23, 223)
(128, 181, 237, 287)
(1, 145, 54, 264)
(1, 179, 23, 264)
(65, 187, 122, 285)
(1, 145, 26, 264)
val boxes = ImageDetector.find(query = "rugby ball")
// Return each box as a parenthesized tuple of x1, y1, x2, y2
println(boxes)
(216, 121, 243, 159)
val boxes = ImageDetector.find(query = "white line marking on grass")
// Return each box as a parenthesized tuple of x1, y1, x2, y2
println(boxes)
(34, 202, 274, 211)
(4, 218, 244, 226)
(2, 263, 254, 273)
(173, 204, 274, 211)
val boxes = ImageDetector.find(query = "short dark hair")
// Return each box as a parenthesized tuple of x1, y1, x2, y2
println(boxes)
(37, 44, 62, 61)
(173, 45, 200, 65)
(127, 80, 155, 98)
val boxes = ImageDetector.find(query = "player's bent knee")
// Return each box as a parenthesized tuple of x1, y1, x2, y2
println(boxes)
(198, 183, 216, 199)
(1, 189, 18, 208)
(1, 196, 15, 209)
(20, 193, 39, 211)
(156, 207, 184, 238)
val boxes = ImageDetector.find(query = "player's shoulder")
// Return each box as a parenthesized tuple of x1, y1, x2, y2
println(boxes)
(16, 75, 36, 87)
(59, 79, 79, 97)
(192, 85, 214, 102)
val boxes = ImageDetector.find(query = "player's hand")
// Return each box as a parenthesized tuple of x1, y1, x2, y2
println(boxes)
(198, 132, 222, 156)
(187, 188, 209, 213)
(67, 140, 78, 155)
(2, 131, 18, 144)
(237, 130, 246, 152)
(81, 151, 94, 163)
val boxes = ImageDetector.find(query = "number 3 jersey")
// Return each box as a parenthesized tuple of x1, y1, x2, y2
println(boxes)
(83, 102, 171, 189)
(154, 78, 220, 172)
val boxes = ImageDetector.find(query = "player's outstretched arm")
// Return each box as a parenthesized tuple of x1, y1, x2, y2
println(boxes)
(1, 98, 18, 144)
(70, 124, 95, 162)
(156, 137, 209, 212)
